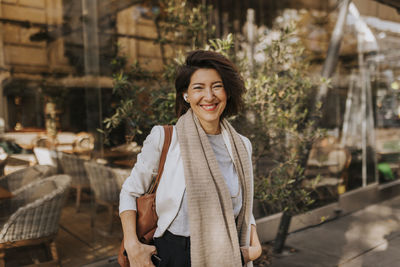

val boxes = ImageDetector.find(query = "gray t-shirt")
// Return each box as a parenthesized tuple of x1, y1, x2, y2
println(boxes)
(168, 134, 255, 237)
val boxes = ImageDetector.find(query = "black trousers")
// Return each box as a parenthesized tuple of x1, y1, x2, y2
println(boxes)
(154, 230, 191, 267)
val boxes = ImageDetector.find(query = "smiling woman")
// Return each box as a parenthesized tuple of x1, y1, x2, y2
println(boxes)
(175, 50, 246, 123)
(184, 68, 227, 134)
(119, 50, 261, 267)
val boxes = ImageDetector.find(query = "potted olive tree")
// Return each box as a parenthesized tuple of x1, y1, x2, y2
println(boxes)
(234, 20, 326, 253)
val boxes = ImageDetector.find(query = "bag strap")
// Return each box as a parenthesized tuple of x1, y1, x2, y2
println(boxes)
(148, 125, 173, 194)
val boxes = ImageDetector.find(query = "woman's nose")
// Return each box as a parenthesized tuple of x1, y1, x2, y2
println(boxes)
(203, 87, 214, 100)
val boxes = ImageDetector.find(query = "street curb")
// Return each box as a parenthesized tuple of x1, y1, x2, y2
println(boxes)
(256, 181, 400, 242)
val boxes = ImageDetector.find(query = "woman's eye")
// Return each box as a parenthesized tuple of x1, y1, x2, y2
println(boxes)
(213, 85, 223, 89)
(193, 86, 203, 90)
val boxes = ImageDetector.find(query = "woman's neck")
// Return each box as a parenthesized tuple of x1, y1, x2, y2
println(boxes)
(199, 120, 221, 135)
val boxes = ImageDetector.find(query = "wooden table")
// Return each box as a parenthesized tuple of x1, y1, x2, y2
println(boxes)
(3, 131, 76, 151)
(112, 159, 136, 168)
(92, 150, 136, 160)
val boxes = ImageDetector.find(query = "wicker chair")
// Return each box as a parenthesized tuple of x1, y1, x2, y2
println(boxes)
(84, 161, 120, 233)
(0, 165, 57, 194)
(58, 152, 89, 212)
(112, 167, 131, 189)
(0, 174, 71, 267)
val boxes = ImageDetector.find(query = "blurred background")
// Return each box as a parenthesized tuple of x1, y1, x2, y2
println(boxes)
(0, 0, 400, 266)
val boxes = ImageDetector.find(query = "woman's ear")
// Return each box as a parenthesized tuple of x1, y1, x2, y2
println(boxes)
(183, 93, 189, 103)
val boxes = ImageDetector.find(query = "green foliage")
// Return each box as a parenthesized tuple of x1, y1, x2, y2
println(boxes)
(205, 34, 234, 56)
(255, 159, 314, 213)
(235, 22, 327, 215)
(101, 60, 157, 143)
(155, 0, 214, 48)
(102, 1, 213, 144)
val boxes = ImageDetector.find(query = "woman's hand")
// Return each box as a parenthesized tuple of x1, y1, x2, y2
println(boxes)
(240, 224, 262, 264)
(120, 210, 157, 267)
(240, 245, 261, 264)
(124, 239, 156, 267)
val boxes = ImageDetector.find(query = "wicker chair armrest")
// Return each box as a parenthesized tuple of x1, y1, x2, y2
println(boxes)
(0, 175, 71, 241)
(0, 192, 67, 241)
(0, 173, 24, 192)
(84, 162, 120, 203)
(0, 165, 58, 193)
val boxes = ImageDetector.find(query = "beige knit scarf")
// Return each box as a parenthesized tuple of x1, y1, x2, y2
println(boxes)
(176, 109, 252, 267)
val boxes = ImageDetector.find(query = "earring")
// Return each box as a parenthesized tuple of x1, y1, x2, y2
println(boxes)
(183, 93, 189, 103)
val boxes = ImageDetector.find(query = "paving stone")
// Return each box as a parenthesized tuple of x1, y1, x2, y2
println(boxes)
(270, 196, 400, 267)
(340, 233, 400, 267)
(269, 247, 339, 267)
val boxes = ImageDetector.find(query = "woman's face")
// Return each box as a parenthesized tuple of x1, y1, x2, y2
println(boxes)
(185, 68, 227, 131)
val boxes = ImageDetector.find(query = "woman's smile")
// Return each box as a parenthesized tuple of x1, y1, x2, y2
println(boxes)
(200, 103, 219, 111)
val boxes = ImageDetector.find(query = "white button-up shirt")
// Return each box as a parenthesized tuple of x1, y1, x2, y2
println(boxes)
(119, 125, 255, 238)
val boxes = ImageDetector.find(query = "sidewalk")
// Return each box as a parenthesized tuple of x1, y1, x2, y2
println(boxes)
(269, 195, 400, 267)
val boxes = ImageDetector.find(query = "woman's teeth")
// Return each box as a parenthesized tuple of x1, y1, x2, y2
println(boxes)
(201, 104, 217, 111)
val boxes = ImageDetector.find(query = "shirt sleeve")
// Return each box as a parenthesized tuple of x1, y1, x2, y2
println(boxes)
(119, 125, 164, 214)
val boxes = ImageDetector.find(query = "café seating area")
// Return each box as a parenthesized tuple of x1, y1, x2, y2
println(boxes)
(0, 131, 136, 266)
(0, 175, 71, 267)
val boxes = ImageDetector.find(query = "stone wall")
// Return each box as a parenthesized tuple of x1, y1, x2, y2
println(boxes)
(116, 6, 167, 72)
(0, 0, 73, 74)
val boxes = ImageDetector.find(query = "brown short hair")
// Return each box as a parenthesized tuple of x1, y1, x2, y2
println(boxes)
(175, 50, 245, 118)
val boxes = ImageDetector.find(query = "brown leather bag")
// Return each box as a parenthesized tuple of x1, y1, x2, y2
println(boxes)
(118, 125, 173, 266)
